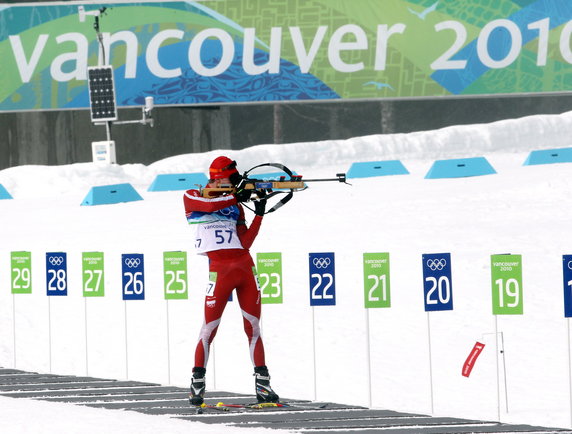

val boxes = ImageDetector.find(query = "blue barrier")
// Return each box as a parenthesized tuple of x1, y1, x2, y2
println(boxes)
(81, 183, 143, 206)
(347, 160, 409, 178)
(148, 173, 209, 191)
(425, 157, 496, 179)
(0, 184, 13, 200)
(523, 147, 572, 166)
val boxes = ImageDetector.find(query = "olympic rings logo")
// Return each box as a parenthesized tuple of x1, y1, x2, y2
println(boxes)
(568, 260, 572, 271)
(48, 256, 64, 266)
(312, 257, 331, 269)
(124, 258, 141, 268)
(426, 258, 447, 271)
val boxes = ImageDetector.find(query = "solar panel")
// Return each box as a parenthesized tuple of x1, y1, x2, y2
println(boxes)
(87, 66, 117, 122)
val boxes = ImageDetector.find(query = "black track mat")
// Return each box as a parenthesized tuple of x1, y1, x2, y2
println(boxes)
(1, 367, 570, 434)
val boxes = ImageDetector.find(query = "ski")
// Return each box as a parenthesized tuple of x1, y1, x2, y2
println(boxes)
(193, 401, 329, 413)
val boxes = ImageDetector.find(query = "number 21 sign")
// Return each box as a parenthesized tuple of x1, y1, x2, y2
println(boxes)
(309, 252, 335, 306)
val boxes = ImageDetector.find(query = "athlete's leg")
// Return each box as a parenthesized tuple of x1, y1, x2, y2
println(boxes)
(236, 263, 266, 367)
(194, 264, 233, 368)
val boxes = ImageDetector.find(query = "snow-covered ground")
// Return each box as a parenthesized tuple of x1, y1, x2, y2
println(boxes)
(1, 110, 572, 432)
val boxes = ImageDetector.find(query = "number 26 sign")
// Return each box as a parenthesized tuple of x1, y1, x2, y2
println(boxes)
(309, 252, 335, 306)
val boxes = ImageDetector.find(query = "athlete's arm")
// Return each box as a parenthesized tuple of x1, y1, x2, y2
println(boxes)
(183, 190, 238, 214)
(237, 205, 262, 250)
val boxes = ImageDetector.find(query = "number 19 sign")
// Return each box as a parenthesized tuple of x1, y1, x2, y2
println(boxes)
(309, 252, 335, 306)
(491, 254, 523, 315)
(422, 253, 453, 311)
(122, 253, 145, 300)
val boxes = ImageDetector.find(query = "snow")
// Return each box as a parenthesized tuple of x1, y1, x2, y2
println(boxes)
(2, 110, 572, 432)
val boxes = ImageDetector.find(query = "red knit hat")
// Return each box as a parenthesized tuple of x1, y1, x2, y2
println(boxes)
(209, 156, 238, 180)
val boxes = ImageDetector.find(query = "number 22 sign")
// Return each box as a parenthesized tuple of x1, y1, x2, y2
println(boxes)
(309, 252, 335, 306)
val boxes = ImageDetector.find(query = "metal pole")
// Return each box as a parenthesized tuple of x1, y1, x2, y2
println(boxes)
(426, 312, 434, 414)
(500, 331, 509, 412)
(84, 298, 89, 376)
(12, 294, 17, 368)
(166, 300, 171, 385)
(124, 301, 129, 379)
(365, 308, 372, 407)
(566, 318, 572, 427)
(495, 316, 501, 421)
(48, 296, 52, 373)
(312, 306, 317, 401)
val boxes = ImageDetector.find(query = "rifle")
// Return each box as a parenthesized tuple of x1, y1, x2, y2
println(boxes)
(200, 163, 349, 214)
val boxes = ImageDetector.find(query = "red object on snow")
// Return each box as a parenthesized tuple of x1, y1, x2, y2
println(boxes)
(462, 342, 485, 377)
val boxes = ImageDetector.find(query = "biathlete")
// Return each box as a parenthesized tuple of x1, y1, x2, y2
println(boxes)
(183, 156, 279, 406)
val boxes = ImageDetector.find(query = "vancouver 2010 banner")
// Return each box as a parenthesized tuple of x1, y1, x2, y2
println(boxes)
(1, 0, 571, 112)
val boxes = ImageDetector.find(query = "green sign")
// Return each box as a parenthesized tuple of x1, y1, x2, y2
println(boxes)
(163, 251, 188, 300)
(2, 1, 572, 112)
(11, 251, 32, 294)
(257, 252, 283, 304)
(491, 254, 523, 315)
(363, 253, 391, 308)
(82, 252, 105, 297)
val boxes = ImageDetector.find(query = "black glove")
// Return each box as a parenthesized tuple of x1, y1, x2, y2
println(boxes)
(234, 188, 251, 203)
(254, 199, 266, 216)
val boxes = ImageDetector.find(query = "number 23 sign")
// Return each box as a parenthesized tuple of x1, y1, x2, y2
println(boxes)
(309, 252, 335, 306)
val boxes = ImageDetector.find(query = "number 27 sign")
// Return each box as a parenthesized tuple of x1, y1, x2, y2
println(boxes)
(309, 252, 335, 306)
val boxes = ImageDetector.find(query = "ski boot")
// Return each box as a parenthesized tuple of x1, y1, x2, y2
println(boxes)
(254, 365, 279, 403)
(189, 367, 206, 406)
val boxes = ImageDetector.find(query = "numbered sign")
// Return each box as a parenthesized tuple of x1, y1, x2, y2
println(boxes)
(563, 255, 572, 318)
(491, 254, 523, 315)
(46, 252, 67, 296)
(422, 253, 453, 311)
(11, 251, 32, 294)
(363, 253, 390, 308)
(82, 252, 105, 297)
(164, 251, 188, 300)
(122, 253, 144, 301)
(309, 252, 335, 306)
(257, 252, 283, 304)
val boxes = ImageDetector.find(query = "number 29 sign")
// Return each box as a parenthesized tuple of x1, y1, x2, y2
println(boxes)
(309, 252, 335, 306)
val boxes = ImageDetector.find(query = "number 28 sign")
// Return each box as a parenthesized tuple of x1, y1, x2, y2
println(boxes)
(309, 252, 335, 306)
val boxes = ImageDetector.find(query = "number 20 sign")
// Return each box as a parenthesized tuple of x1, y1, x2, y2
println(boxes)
(309, 252, 335, 306)
(491, 254, 523, 315)
(422, 253, 453, 311)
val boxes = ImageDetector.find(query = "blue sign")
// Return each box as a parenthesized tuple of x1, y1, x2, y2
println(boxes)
(46, 252, 67, 296)
(309, 252, 336, 306)
(563, 255, 572, 318)
(122, 254, 145, 301)
(422, 253, 453, 312)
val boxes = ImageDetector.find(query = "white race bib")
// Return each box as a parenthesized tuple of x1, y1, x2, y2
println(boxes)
(194, 220, 243, 254)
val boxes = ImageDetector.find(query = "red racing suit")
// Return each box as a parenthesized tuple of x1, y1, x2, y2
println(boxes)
(183, 189, 266, 368)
